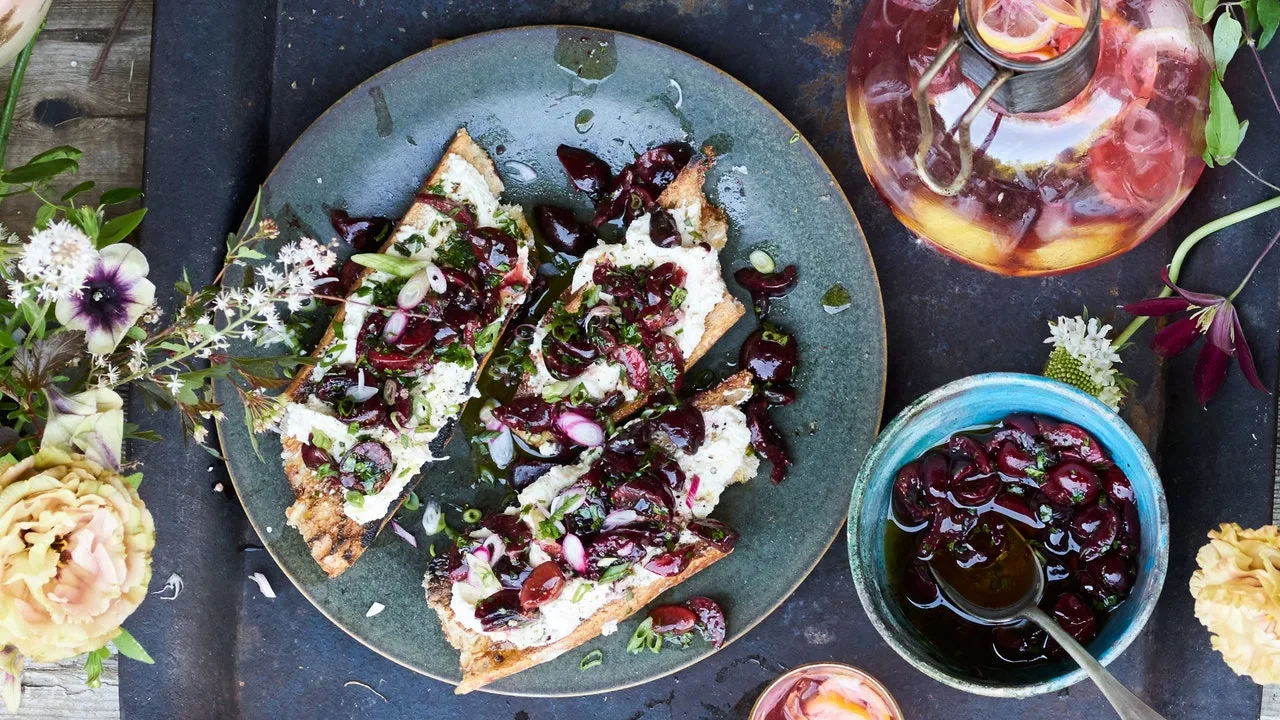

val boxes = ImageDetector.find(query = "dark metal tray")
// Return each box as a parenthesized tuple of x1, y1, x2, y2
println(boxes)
(124, 1, 1276, 718)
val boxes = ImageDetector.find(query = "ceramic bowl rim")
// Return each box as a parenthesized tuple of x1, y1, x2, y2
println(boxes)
(846, 372, 1169, 698)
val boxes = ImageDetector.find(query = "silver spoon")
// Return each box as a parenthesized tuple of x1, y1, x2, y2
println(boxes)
(929, 547, 1165, 720)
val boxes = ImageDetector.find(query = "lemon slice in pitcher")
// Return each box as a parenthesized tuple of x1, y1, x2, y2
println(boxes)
(976, 0, 1059, 55)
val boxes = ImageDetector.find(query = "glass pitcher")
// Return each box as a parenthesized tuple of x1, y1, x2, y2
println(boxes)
(846, 0, 1212, 275)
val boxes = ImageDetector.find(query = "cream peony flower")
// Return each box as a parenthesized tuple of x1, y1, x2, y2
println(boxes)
(1189, 523, 1280, 684)
(0, 449, 155, 662)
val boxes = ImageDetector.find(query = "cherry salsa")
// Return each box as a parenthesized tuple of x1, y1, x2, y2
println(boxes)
(886, 414, 1141, 673)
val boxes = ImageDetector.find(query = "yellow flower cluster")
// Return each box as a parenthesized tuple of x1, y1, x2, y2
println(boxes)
(1189, 523, 1280, 684)
(0, 449, 155, 662)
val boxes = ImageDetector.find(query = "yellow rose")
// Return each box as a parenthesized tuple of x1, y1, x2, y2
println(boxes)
(0, 449, 155, 662)
(1189, 523, 1280, 684)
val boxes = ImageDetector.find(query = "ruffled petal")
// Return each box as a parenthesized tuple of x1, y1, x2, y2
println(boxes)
(98, 244, 149, 282)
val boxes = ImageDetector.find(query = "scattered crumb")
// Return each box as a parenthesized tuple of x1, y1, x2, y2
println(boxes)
(248, 572, 276, 599)
(344, 681, 387, 702)
(213, 482, 224, 493)
(366, 602, 386, 618)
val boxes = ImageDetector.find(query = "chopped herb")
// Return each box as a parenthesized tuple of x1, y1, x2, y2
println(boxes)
(436, 341, 475, 368)
(821, 282, 851, 314)
(461, 507, 483, 524)
(669, 287, 688, 308)
(571, 582, 596, 603)
(475, 322, 500, 355)
(579, 649, 604, 670)
(598, 562, 632, 584)
(788, 132, 801, 144)
(403, 492, 421, 511)
(345, 491, 366, 507)
(627, 617, 662, 654)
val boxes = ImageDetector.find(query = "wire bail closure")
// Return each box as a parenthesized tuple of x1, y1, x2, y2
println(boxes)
(912, 0, 1101, 196)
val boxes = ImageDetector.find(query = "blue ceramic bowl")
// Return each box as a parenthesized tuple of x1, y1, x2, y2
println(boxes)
(848, 373, 1168, 697)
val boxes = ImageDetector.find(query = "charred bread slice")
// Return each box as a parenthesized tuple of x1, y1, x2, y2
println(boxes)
(425, 371, 758, 694)
(279, 128, 534, 577)
(500, 158, 746, 453)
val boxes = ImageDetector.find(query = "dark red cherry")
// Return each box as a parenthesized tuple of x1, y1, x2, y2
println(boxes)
(652, 404, 706, 455)
(475, 589, 529, 631)
(892, 462, 933, 527)
(649, 209, 681, 247)
(609, 345, 650, 393)
(919, 452, 950, 502)
(951, 473, 1000, 508)
(648, 604, 697, 635)
(416, 194, 477, 228)
(1052, 592, 1098, 645)
(686, 596, 727, 648)
(948, 435, 993, 472)
(468, 227, 518, 276)
(734, 265, 798, 315)
(534, 205, 598, 256)
(992, 492, 1043, 528)
(1081, 554, 1134, 605)
(519, 562, 567, 611)
(1043, 423, 1109, 466)
(643, 550, 690, 577)
(739, 327, 798, 385)
(556, 144, 612, 200)
(993, 623, 1048, 662)
(337, 395, 390, 427)
(1042, 461, 1101, 505)
(997, 442, 1035, 478)
(903, 560, 941, 608)
(610, 478, 674, 519)
(493, 396, 558, 434)
(1071, 503, 1119, 561)
(337, 440, 394, 493)
(746, 398, 791, 484)
(688, 518, 739, 552)
(300, 443, 332, 470)
(1103, 467, 1136, 505)
(330, 209, 391, 252)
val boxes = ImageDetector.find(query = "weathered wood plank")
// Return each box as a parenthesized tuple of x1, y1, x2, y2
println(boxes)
(1, 4, 152, 720)
(18, 656, 118, 720)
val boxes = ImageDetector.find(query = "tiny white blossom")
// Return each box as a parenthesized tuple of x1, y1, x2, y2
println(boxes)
(7, 283, 28, 304)
(18, 220, 98, 299)
(1044, 315, 1126, 411)
(165, 374, 185, 397)
(191, 425, 209, 444)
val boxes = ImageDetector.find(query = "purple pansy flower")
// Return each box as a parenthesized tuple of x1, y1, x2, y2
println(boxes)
(54, 244, 155, 355)
(1124, 269, 1267, 407)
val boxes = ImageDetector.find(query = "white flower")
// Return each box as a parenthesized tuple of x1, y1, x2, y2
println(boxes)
(1044, 315, 1127, 410)
(191, 426, 209, 444)
(40, 388, 125, 470)
(7, 283, 28, 304)
(54, 244, 157, 355)
(165, 374, 184, 398)
(17, 221, 98, 299)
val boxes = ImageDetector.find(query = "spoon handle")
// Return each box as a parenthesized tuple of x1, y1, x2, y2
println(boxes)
(1021, 606, 1166, 720)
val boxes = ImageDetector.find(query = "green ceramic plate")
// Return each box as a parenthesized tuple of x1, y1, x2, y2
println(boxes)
(216, 25, 885, 696)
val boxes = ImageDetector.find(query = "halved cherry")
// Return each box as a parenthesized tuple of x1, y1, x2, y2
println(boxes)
(1052, 592, 1098, 645)
(997, 441, 1035, 478)
(892, 462, 933, 527)
(519, 561, 566, 610)
(648, 604, 698, 635)
(919, 452, 950, 502)
(903, 560, 942, 608)
(948, 435, 993, 473)
(556, 145, 612, 200)
(1070, 503, 1119, 561)
(992, 492, 1043, 528)
(644, 550, 690, 577)
(1078, 553, 1134, 605)
(686, 596, 726, 648)
(475, 589, 529, 631)
(1042, 461, 1101, 505)
(1103, 467, 1136, 505)
(1042, 422, 1107, 466)
(951, 473, 1001, 508)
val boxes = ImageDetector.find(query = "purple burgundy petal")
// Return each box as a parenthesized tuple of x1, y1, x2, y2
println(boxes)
(1160, 268, 1221, 307)
(71, 265, 137, 335)
(1232, 314, 1269, 393)
(1150, 317, 1201, 358)
(1193, 343, 1230, 408)
(1205, 302, 1236, 354)
(1123, 297, 1191, 317)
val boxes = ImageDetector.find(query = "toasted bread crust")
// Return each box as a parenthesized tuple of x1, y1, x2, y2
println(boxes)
(425, 372, 756, 694)
(513, 157, 745, 444)
(281, 128, 527, 577)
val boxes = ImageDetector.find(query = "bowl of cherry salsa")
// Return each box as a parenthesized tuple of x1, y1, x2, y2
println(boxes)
(849, 373, 1168, 697)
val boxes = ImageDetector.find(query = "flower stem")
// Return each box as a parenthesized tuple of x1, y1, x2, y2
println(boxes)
(0, 22, 44, 170)
(1228, 227, 1280, 301)
(1111, 194, 1280, 347)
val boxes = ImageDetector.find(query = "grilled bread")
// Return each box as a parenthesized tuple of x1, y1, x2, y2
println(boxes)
(279, 128, 533, 577)
(425, 371, 758, 693)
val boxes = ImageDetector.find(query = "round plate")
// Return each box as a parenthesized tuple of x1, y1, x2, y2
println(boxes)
(216, 25, 886, 696)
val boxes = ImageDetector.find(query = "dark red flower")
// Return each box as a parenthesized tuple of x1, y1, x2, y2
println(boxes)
(1123, 270, 1267, 407)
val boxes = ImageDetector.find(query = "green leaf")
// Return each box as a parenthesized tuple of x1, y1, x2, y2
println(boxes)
(236, 247, 267, 260)
(126, 326, 147, 341)
(1214, 14, 1243, 78)
(98, 208, 147, 245)
(1194, 0, 1220, 22)
(1259, 0, 1280, 47)
(83, 647, 109, 689)
(61, 180, 96, 202)
(27, 145, 82, 164)
(0, 331, 13, 349)
(2, 157, 78, 184)
(72, 205, 101, 239)
(124, 472, 143, 489)
(99, 187, 142, 205)
(1204, 74, 1245, 165)
(112, 628, 155, 664)
(33, 203, 55, 230)
(349, 253, 429, 277)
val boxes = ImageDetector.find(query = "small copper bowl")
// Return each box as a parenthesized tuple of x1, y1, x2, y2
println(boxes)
(748, 662, 904, 720)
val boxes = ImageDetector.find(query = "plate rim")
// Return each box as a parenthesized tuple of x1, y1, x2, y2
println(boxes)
(216, 22, 888, 697)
